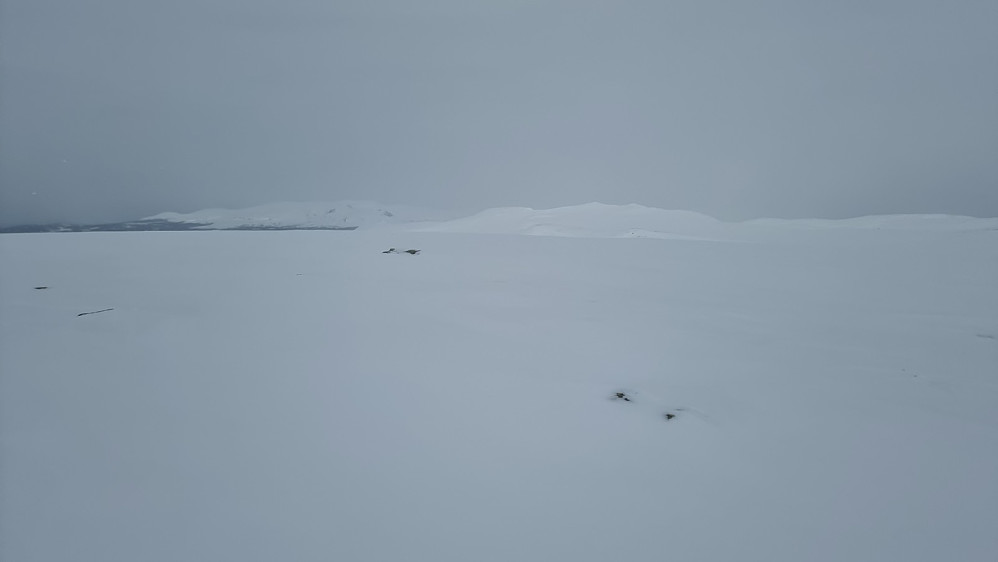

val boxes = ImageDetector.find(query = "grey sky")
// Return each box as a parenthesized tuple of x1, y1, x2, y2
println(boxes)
(1, 0, 996, 226)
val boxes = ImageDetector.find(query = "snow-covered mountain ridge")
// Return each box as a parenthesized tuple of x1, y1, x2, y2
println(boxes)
(142, 200, 998, 235)
(144, 201, 450, 230)
(413, 203, 724, 239)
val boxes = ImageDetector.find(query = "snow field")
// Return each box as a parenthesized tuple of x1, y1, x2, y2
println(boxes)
(1, 212, 996, 561)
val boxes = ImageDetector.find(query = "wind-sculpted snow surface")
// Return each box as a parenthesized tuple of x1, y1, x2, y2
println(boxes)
(1, 215, 996, 562)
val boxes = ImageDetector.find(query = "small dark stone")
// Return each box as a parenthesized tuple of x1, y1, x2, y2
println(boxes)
(34, 286, 48, 290)
(404, 249, 420, 255)
(615, 392, 631, 402)
(664, 413, 676, 420)
(382, 248, 397, 254)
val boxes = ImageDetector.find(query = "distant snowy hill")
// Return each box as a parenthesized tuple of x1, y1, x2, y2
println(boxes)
(745, 214, 998, 231)
(144, 201, 449, 230)
(411, 202, 998, 239)
(412, 202, 725, 240)
(148, 201, 732, 237)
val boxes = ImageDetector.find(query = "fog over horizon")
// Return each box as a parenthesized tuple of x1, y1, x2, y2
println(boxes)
(2, 0, 996, 227)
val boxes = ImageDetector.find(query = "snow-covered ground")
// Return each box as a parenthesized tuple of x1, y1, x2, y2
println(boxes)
(2, 204, 996, 561)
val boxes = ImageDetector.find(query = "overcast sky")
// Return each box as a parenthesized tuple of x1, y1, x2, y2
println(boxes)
(1, 0, 995, 225)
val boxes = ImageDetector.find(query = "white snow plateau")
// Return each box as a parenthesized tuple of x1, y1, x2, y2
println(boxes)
(2, 202, 996, 562)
